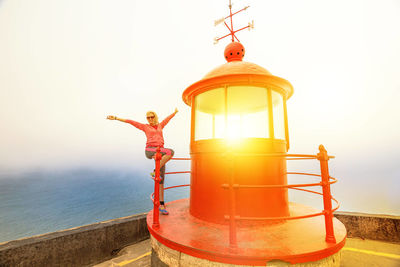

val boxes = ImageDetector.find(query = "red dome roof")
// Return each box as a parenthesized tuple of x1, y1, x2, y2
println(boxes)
(182, 43, 293, 106)
(203, 60, 272, 79)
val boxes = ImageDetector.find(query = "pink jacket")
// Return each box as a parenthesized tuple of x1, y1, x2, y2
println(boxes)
(126, 113, 176, 148)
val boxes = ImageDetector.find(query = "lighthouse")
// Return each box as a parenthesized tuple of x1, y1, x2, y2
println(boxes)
(147, 3, 346, 266)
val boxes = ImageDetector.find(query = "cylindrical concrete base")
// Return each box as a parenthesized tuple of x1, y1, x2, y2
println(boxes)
(151, 236, 342, 267)
(147, 199, 346, 265)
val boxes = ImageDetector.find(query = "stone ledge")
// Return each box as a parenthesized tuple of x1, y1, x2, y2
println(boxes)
(150, 235, 342, 267)
(0, 213, 149, 267)
(334, 211, 400, 243)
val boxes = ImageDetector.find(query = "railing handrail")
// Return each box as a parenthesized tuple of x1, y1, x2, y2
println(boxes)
(221, 175, 337, 189)
(171, 154, 335, 160)
(154, 181, 340, 218)
(171, 157, 191, 160)
(225, 152, 335, 160)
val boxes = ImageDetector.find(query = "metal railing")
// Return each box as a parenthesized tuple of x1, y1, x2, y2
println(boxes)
(150, 145, 339, 246)
(150, 148, 190, 229)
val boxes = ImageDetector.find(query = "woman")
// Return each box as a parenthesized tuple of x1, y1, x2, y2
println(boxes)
(107, 108, 178, 215)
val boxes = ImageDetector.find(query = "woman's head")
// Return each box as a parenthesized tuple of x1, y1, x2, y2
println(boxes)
(146, 111, 159, 125)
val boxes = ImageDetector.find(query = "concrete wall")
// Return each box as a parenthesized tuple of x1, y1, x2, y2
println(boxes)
(0, 213, 149, 267)
(0, 212, 399, 267)
(334, 211, 400, 243)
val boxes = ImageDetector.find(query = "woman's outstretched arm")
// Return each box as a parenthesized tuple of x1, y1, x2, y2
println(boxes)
(160, 108, 178, 129)
(107, 115, 127, 122)
(107, 115, 145, 131)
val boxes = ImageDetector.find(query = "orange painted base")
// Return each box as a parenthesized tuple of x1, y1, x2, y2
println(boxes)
(147, 198, 346, 265)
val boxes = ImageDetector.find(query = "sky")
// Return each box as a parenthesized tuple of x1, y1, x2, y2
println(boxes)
(0, 0, 399, 215)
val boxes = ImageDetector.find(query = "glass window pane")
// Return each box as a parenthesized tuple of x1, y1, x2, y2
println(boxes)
(227, 86, 269, 139)
(194, 110, 213, 140)
(194, 88, 224, 140)
(241, 110, 269, 138)
(194, 86, 274, 141)
(214, 114, 225, 138)
(271, 90, 285, 140)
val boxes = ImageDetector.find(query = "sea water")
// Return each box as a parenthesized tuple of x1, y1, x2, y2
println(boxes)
(0, 168, 189, 243)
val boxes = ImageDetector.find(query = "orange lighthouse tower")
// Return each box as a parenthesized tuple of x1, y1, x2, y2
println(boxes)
(147, 3, 346, 266)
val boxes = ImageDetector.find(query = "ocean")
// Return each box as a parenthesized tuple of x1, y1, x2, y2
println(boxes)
(1, 163, 399, 244)
(0, 169, 190, 243)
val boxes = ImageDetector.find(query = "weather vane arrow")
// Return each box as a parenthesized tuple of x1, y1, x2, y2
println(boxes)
(214, 1, 254, 44)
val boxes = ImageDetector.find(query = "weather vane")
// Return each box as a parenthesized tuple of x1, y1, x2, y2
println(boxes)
(214, 0, 254, 44)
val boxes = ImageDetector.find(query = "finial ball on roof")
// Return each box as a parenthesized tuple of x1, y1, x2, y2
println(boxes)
(224, 42, 245, 62)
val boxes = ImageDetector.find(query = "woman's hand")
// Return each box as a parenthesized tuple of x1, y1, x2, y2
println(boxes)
(174, 108, 178, 114)
(107, 115, 117, 120)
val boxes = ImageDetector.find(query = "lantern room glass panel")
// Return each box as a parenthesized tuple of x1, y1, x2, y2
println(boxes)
(194, 88, 225, 140)
(271, 90, 285, 140)
(227, 86, 269, 139)
(194, 86, 272, 141)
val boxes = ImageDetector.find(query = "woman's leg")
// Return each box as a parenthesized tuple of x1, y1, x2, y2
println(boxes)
(158, 150, 172, 198)
(159, 154, 172, 168)
(160, 184, 165, 207)
(159, 165, 165, 206)
(159, 170, 167, 214)
(159, 149, 173, 212)
(159, 148, 174, 168)
(145, 148, 168, 212)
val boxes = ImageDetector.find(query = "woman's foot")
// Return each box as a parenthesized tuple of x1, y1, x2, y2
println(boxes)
(159, 205, 169, 215)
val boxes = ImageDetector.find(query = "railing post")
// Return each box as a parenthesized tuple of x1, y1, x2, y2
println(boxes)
(152, 147, 162, 229)
(317, 145, 336, 243)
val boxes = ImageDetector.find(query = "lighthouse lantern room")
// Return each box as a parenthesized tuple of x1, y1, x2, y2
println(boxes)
(183, 40, 294, 224)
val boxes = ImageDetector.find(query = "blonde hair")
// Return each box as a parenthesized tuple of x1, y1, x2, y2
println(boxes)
(146, 111, 159, 124)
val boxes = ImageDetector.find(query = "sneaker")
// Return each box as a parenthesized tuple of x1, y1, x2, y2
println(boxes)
(159, 207, 169, 215)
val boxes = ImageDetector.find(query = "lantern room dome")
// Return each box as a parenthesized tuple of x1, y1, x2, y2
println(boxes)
(182, 42, 294, 106)
(203, 60, 272, 80)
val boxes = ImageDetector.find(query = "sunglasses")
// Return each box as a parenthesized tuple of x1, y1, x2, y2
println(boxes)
(147, 116, 155, 119)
